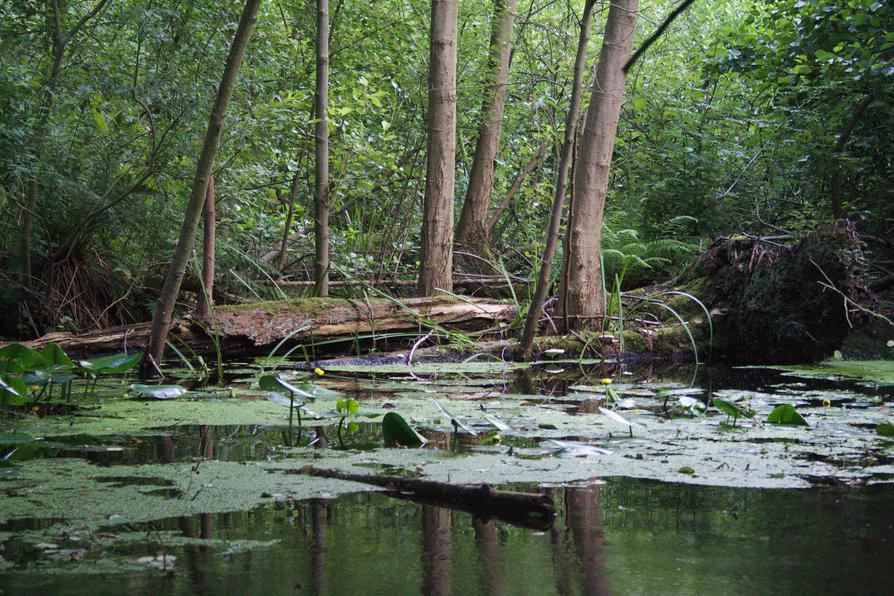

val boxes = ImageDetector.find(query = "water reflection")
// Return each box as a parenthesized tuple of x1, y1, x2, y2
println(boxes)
(421, 506, 452, 596)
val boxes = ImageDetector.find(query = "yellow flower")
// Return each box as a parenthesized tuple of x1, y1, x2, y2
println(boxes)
(822, 398, 831, 408)
(599, 378, 612, 385)
(313, 367, 325, 377)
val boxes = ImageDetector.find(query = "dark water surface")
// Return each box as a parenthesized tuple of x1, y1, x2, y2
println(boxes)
(2, 479, 892, 595)
(1, 362, 893, 594)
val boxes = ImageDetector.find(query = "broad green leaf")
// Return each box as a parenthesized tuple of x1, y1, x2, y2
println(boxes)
(79, 352, 143, 374)
(767, 404, 808, 426)
(877, 423, 894, 437)
(0, 344, 47, 373)
(713, 398, 754, 419)
(382, 412, 426, 448)
(40, 344, 75, 373)
(0, 376, 28, 406)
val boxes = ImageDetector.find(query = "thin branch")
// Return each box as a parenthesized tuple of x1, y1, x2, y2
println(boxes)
(622, 0, 694, 73)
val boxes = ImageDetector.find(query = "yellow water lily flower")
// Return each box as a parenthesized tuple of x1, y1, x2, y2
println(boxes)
(822, 398, 831, 408)
(313, 367, 325, 377)
(600, 378, 612, 385)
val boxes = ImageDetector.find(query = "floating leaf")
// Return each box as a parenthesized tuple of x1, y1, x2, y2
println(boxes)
(542, 439, 612, 456)
(599, 407, 644, 429)
(767, 404, 808, 426)
(258, 375, 315, 400)
(713, 397, 754, 419)
(432, 400, 478, 435)
(265, 392, 297, 408)
(382, 412, 427, 447)
(877, 423, 894, 437)
(129, 384, 188, 400)
(79, 352, 142, 375)
(483, 414, 510, 432)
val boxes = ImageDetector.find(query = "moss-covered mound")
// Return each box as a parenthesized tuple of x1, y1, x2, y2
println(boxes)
(683, 221, 874, 363)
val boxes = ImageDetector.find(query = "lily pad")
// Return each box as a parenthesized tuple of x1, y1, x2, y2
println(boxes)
(382, 412, 426, 447)
(767, 404, 808, 426)
(79, 352, 143, 375)
(129, 384, 188, 400)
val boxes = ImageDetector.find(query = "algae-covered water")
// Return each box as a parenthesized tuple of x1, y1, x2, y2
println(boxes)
(1, 358, 892, 594)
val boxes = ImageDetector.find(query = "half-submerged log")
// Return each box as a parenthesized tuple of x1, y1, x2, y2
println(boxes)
(296, 465, 556, 530)
(8, 297, 516, 358)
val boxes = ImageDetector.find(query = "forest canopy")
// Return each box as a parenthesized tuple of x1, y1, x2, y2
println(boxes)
(0, 0, 891, 341)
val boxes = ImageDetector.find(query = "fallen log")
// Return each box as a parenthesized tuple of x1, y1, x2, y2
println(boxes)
(296, 465, 556, 530)
(5, 296, 517, 358)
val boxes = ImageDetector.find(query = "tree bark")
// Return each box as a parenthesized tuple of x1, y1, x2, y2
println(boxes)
(143, 0, 262, 371)
(454, 0, 519, 260)
(518, 0, 597, 359)
(418, 0, 459, 297)
(563, 0, 638, 331)
(315, 0, 331, 296)
(195, 175, 216, 321)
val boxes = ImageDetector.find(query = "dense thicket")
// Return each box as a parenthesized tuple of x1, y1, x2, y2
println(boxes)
(0, 0, 890, 338)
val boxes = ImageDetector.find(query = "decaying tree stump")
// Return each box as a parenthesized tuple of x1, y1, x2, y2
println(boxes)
(682, 221, 875, 362)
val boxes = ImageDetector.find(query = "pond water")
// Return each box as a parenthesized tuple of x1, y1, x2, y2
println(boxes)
(1, 358, 892, 594)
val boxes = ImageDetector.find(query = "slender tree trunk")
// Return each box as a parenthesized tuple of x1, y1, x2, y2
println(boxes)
(195, 175, 215, 320)
(518, 0, 597, 359)
(563, 0, 638, 331)
(276, 168, 302, 272)
(454, 0, 519, 260)
(143, 0, 262, 371)
(486, 140, 548, 235)
(22, 180, 38, 289)
(830, 91, 874, 220)
(315, 0, 331, 296)
(418, 0, 459, 297)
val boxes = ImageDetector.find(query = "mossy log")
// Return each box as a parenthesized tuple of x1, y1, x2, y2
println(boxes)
(7, 297, 517, 358)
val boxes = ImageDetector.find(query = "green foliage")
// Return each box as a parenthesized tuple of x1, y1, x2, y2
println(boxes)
(767, 404, 808, 426)
(382, 412, 426, 448)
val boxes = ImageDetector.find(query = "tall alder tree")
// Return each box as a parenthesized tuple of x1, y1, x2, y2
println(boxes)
(562, 0, 638, 330)
(519, 0, 597, 358)
(418, 0, 459, 297)
(144, 0, 262, 370)
(454, 0, 519, 261)
(315, 0, 330, 296)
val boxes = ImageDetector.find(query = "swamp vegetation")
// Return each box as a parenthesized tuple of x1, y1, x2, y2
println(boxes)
(0, 0, 892, 592)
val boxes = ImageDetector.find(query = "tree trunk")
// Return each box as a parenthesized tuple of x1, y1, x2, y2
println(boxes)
(518, 0, 597, 359)
(454, 0, 519, 260)
(563, 0, 638, 331)
(315, 0, 331, 296)
(195, 175, 216, 321)
(276, 169, 303, 272)
(143, 0, 262, 371)
(418, 0, 459, 297)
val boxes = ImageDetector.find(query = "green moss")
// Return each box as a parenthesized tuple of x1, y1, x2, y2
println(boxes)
(216, 297, 344, 316)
